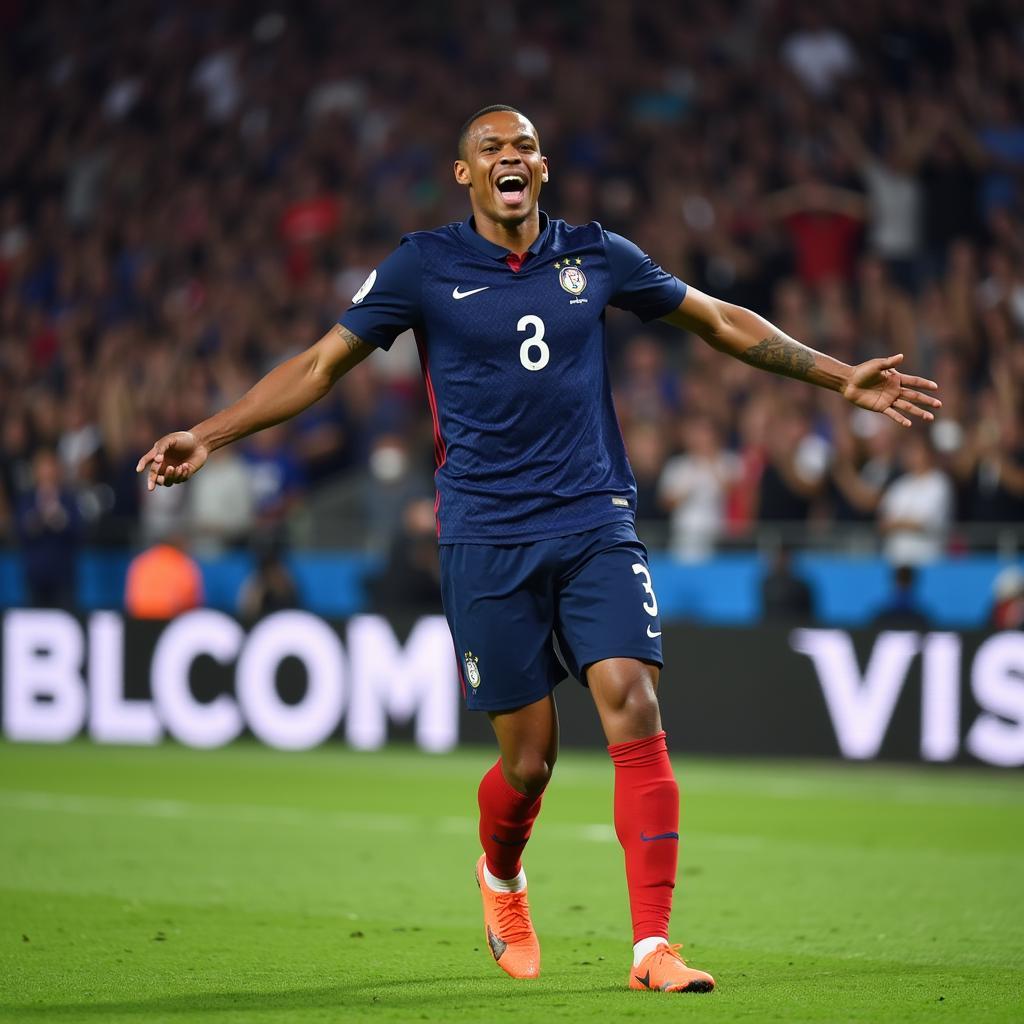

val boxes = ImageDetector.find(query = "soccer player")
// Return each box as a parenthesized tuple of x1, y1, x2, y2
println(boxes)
(137, 105, 940, 993)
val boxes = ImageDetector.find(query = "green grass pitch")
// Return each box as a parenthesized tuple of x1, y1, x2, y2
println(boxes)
(1, 741, 1022, 1023)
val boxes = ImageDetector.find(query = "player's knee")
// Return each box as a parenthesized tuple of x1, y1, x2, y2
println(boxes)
(504, 751, 555, 798)
(594, 664, 661, 733)
(621, 683, 660, 733)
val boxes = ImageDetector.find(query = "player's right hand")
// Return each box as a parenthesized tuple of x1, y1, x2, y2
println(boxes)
(136, 431, 209, 491)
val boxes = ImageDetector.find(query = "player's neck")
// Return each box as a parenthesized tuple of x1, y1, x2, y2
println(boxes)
(472, 208, 541, 254)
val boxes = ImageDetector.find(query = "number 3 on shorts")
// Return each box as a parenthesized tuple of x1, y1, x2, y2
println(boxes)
(631, 562, 658, 616)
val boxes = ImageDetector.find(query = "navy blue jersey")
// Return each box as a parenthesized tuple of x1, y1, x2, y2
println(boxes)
(339, 213, 685, 543)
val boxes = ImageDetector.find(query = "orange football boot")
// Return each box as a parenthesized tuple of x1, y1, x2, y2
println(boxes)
(629, 943, 715, 993)
(474, 855, 540, 979)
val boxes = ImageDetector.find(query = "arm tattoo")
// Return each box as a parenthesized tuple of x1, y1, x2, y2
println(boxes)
(334, 323, 368, 355)
(739, 333, 816, 379)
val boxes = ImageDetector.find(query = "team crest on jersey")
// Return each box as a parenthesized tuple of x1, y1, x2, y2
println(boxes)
(554, 257, 587, 296)
(464, 651, 481, 689)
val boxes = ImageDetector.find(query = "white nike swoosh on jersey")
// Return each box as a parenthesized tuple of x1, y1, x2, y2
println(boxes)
(452, 286, 490, 300)
(647, 626, 662, 638)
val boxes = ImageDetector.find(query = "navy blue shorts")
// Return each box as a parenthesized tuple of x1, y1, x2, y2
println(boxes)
(439, 521, 664, 711)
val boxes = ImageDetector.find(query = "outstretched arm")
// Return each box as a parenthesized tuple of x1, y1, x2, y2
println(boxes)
(662, 287, 941, 427)
(136, 324, 373, 489)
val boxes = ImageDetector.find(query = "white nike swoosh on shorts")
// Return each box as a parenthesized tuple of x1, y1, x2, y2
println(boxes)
(647, 626, 662, 638)
(452, 286, 490, 299)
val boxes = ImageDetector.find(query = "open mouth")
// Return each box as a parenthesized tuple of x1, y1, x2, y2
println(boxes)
(495, 173, 528, 206)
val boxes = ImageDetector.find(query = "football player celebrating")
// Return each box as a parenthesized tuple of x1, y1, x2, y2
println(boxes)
(138, 106, 940, 993)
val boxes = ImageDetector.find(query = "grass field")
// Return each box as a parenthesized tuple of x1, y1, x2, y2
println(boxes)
(1, 742, 1022, 1023)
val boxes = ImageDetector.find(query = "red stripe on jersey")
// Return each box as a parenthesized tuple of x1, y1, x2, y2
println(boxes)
(414, 330, 446, 469)
(506, 252, 527, 273)
(414, 329, 446, 537)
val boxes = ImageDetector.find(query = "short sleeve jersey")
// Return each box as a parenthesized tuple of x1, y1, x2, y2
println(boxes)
(339, 213, 686, 543)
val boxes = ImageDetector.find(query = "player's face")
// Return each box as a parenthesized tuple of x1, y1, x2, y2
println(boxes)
(454, 112, 548, 226)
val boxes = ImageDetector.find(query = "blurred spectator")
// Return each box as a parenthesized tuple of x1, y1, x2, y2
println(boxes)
(241, 424, 306, 526)
(279, 167, 344, 284)
(125, 535, 204, 619)
(139, 477, 190, 546)
(854, 258, 917, 364)
(0, 408, 35, 530)
(757, 405, 830, 524)
(364, 433, 433, 554)
(877, 434, 953, 565)
(188, 447, 256, 554)
(991, 566, 1024, 630)
(920, 113, 987, 269)
(726, 395, 771, 534)
(238, 539, 300, 621)
(873, 564, 931, 629)
(56, 393, 102, 484)
(658, 416, 739, 561)
(781, 11, 858, 97)
(763, 178, 865, 289)
(829, 413, 899, 522)
(830, 111, 934, 288)
(15, 448, 81, 607)
(761, 546, 814, 623)
(367, 497, 442, 613)
(624, 420, 669, 522)
(953, 412, 1024, 526)
(614, 335, 680, 429)
(977, 90, 1024, 217)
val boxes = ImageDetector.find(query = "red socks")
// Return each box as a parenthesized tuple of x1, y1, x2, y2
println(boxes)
(608, 730, 679, 943)
(477, 733, 679, 943)
(477, 759, 544, 879)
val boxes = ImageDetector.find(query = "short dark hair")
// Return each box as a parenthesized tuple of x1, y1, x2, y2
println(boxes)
(457, 104, 528, 158)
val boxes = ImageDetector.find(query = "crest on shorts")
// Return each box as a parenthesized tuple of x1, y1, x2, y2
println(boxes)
(554, 257, 587, 296)
(464, 651, 481, 689)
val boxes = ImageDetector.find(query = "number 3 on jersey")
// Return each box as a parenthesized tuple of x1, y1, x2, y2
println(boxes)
(518, 314, 549, 371)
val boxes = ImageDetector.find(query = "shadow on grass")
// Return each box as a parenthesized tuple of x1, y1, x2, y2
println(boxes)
(0, 974, 627, 1018)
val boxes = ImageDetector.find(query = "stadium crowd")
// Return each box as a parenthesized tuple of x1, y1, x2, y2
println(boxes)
(2, 0, 1023, 575)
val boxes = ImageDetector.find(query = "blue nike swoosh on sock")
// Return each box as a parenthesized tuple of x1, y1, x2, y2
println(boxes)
(639, 831, 680, 842)
(490, 833, 527, 847)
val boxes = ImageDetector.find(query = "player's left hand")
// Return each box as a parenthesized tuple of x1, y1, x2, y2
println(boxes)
(842, 353, 941, 428)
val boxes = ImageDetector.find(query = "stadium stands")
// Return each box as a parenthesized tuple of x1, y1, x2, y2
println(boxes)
(1, 1, 1022, 621)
